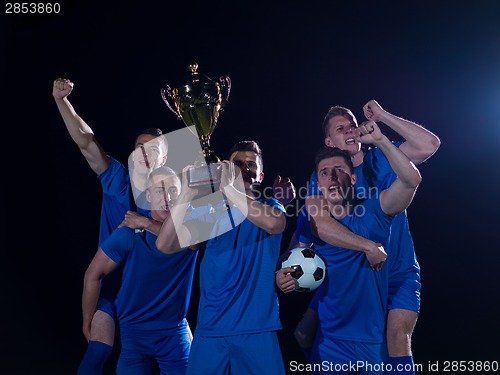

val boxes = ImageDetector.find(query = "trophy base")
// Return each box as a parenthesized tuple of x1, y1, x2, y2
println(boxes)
(188, 163, 222, 191)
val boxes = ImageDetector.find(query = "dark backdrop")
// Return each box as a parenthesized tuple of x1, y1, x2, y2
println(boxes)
(5, 1, 500, 374)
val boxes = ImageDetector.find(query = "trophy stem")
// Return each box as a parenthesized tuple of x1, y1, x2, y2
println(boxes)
(200, 135, 220, 164)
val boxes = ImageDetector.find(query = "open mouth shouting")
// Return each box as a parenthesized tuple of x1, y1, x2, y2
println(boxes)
(328, 184, 339, 192)
(345, 137, 356, 146)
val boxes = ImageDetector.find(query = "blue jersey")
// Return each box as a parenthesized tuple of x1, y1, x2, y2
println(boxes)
(97, 158, 134, 247)
(101, 227, 198, 332)
(98, 158, 151, 246)
(195, 198, 285, 337)
(304, 142, 420, 282)
(313, 197, 393, 343)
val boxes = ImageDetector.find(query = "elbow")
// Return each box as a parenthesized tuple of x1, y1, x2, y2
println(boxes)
(77, 132, 97, 150)
(267, 216, 287, 235)
(427, 134, 441, 156)
(423, 135, 441, 160)
(432, 134, 441, 152)
(413, 135, 441, 163)
(416, 170, 423, 186)
(267, 223, 285, 235)
(155, 238, 171, 253)
(83, 268, 101, 287)
(155, 238, 165, 252)
(156, 236, 181, 254)
(409, 169, 423, 188)
(83, 269, 91, 286)
(315, 220, 331, 242)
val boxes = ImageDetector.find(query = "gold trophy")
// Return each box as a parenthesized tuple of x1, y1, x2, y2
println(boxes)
(161, 62, 231, 190)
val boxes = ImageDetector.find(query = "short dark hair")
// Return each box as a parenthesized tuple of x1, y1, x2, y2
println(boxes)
(140, 128, 163, 137)
(314, 146, 354, 175)
(321, 106, 358, 138)
(227, 140, 263, 170)
(134, 128, 168, 156)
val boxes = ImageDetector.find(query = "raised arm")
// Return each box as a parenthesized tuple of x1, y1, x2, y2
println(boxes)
(81, 248, 119, 341)
(53, 78, 110, 174)
(356, 121, 422, 216)
(363, 99, 440, 165)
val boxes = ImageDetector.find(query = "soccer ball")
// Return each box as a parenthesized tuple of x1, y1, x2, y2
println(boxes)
(281, 247, 326, 292)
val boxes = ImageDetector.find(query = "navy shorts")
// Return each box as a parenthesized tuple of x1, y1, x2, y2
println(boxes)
(187, 332, 285, 375)
(117, 328, 191, 375)
(311, 335, 388, 375)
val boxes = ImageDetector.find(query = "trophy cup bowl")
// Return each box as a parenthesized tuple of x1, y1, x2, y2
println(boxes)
(161, 62, 231, 190)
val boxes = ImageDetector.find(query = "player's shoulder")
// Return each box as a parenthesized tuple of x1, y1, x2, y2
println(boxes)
(105, 226, 137, 245)
(98, 157, 128, 181)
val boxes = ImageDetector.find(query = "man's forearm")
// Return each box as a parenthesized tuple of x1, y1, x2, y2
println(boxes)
(156, 190, 199, 252)
(81, 278, 101, 330)
(305, 196, 387, 269)
(306, 196, 373, 252)
(143, 218, 162, 236)
(223, 185, 286, 234)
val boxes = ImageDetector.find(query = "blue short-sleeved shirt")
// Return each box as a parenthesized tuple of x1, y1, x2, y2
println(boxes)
(195, 198, 285, 337)
(303, 142, 420, 282)
(313, 197, 393, 343)
(97, 158, 132, 247)
(101, 227, 198, 333)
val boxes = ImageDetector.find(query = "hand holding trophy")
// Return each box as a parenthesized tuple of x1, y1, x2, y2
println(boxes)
(161, 62, 231, 192)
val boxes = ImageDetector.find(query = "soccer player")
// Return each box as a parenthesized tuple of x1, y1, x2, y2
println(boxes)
(278, 119, 422, 373)
(82, 166, 198, 374)
(156, 140, 288, 375)
(53, 78, 168, 374)
(282, 101, 440, 373)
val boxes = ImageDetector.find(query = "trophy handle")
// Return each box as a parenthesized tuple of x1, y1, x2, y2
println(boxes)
(160, 85, 182, 121)
(219, 75, 231, 112)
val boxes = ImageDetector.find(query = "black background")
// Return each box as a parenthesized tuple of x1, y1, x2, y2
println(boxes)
(5, 0, 500, 374)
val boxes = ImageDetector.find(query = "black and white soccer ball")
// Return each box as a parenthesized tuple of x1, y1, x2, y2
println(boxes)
(281, 246, 326, 292)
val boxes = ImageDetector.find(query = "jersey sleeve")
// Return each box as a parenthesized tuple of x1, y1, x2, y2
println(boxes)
(100, 227, 134, 264)
(362, 141, 404, 190)
(98, 158, 130, 199)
